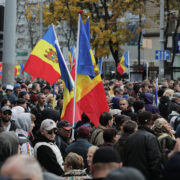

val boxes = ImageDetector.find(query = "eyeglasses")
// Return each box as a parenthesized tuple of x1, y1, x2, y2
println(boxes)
(3, 111, 12, 115)
(47, 129, 57, 135)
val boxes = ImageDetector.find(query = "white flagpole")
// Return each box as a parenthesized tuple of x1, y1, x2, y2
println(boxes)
(128, 51, 131, 81)
(71, 14, 80, 140)
(146, 62, 149, 80)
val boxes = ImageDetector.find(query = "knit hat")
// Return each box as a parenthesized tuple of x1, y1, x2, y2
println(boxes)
(77, 126, 91, 138)
(92, 147, 121, 164)
(104, 167, 145, 180)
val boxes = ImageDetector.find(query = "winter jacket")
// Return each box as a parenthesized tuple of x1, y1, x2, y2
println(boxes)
(123, 125, 162, 180)
(168, 111, 180, 130)
(34, 133, 64, 176)
(121, 108, 137, 121)
(90, 125, 106, 146)
(66, 138, 92, 168)
(159, 96, 170, 119)
(142, 93, 159, 114)
(167, 101, 180, 116)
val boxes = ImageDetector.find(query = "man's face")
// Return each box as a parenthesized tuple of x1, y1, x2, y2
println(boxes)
(168, 80, 174, 88)
(36, 84, 41, 93)
(174, 84, 180, 92)
(15, 87, 21, 94)
(24, 93, 30, 101)
(58, 128, 71, 139)
(41, 128, 56, 141)
(119, 99, 129, 111)
(2, 110, 12, 123)
(6, 90, 13, 95)
(39, 94, 46, 105)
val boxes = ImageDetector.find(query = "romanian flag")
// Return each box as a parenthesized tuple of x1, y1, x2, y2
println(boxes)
(0, 63, 2, 79)
(76, 15, 109, 127)
(53, 28, 81, 124)
(15, 64, 24, 76)
(117, 51, 129, 75)
(23, 25, 61, 85)
(68, 46, 75, 69)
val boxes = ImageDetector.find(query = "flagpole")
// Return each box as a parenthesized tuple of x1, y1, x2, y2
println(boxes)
(146, 62, 149, 80)
(71, 14, 80, 140)
(128, 51, 130, 81)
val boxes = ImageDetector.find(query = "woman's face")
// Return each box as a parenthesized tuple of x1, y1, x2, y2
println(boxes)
(163, 120, 171, 132)
(87, 150, 94, 167)
(29, 121, 35, 133)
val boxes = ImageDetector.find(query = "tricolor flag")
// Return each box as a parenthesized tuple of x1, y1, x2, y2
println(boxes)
(68, 46, 75, 69)
(23, 25, 61, 85)
(53, 27, 81, 124)
(117, 51, 129, 75)
(76, 15, 109, 127)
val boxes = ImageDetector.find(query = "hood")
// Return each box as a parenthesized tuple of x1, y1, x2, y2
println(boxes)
(15, 113, 31, 132)
(11, 106, 25, 121)
(169, 110, 180, 117)
(143, 93, 153, 104)
(0, 131, 19, 162)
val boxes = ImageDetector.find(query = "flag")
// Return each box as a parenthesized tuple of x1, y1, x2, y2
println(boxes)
(15, 64, 24, 76)
(23, 25, 61, 85)
(117, 51, 129, 75)
(84, 17, 90, 41)
(98, 58, 103, 75)
(68, 46, 75, 69)
(76, 15, 109, 127)
(155, 78, 158, 106)
(53, 27, 81, 124)
(0, 63, 2, 79)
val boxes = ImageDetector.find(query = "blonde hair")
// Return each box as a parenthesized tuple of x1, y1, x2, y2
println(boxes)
(88, 145, 99, 154)
(163, 89, 174, 99)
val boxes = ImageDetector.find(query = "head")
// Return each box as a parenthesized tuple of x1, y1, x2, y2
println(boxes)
(40, 119, 57, 141)
(1, 154, 43, 180)
(172, 92, 180, 104)
(5, 85, 13, 95)
(138, 111, 153, 127)
(1, 106, 12, 123)
(57, 120, 72, 139)
(64, 152, 84, 172)
(14, 83, 21, 94)
(163, 89, 174, 100)
(37, 93, 46, 106)
(168, 80, 174, 89)
(104, 167, 145, 180)
(32, 83, 40, 93)
(87, 146, 99, 167)
(19, 91, 30, 101)
(99, 112, 113, 128)
(152, 118, 171, 136)
(133, 100, 145, 114)
(122, 120, 138, 135)
(16, 98, 27, 109)
(43, 85, 51, 95)
(91, 147, 122, 179)
(1, 98, 11, 108)
(103, 128, 118, 143)
(141, 82, 150, 92)
(119, 98, 129, 111)
(173, 82, 180, 92)
(77, 126, 91, 139)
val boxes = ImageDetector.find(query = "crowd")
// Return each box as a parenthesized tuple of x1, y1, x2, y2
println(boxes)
(0, 77, 180, 180)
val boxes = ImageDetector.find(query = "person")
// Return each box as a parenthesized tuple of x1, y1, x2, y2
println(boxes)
(133, 100, 145, 115)
(0, 131, 19, 169)
(1, 154, 43, 180)
(113, 120, 137, 162)
(119, 98, 136, 121)
(90, 147, 122, 180)
(34, 119, 64, 176)
(63, 152, 89, 179)
(4, 85, 13, 101)
(123, 111, 162, 180)
(55, 120, 72, 159)
(91, 112, 113, 146)
(100, 128, 118, 147)
(87, 146, 99, 174)
(9, 83, 21, 105)
(18, 91, 31, 112)
(15, 113, 36, 155)
(0, 106, 16, 132)
(152, 118, 176, 163)
(66, 126, 92, 168)
(104, 167, 145, 180)
(31, 93, 47, 134)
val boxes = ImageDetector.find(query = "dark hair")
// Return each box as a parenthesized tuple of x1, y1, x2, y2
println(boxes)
(1, 98, 10, 108)
(115, 115, 130, 130)
(103, 128, 118, 142)
(99, 112, 112, 126)
(138, 111, 152, 125)
(123, 120, 137, 134)
(133, 100, 145, 113)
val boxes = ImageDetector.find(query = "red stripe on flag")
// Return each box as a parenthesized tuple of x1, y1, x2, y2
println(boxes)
(77, 81, 109, 127)
(23, 55, 61, 85)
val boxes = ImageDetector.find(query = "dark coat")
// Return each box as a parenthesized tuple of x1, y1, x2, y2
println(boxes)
(66, 138, 92, 168)
(0, 120, 17, 131)
(123, 125, 162, 180)
(34, 133, 64, 176)
(121, 108, 137, 121)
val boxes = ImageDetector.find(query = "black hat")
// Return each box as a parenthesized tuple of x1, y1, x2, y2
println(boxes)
(105, 167, 145, 180)
(57, 120, 72, 130)
(92, 147, 121, 164)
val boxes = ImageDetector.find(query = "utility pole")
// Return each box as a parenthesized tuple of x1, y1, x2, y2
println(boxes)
(40, 0, 43, 37)
(2, 0, 17, 85)
(159, 0, 164, 80)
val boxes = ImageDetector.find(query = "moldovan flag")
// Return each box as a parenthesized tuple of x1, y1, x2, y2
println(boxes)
(76, 15, 109, 127)
(53, 28, 81, 124)
(23, 25, 61, 85)
(117, 51, 129, 75)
